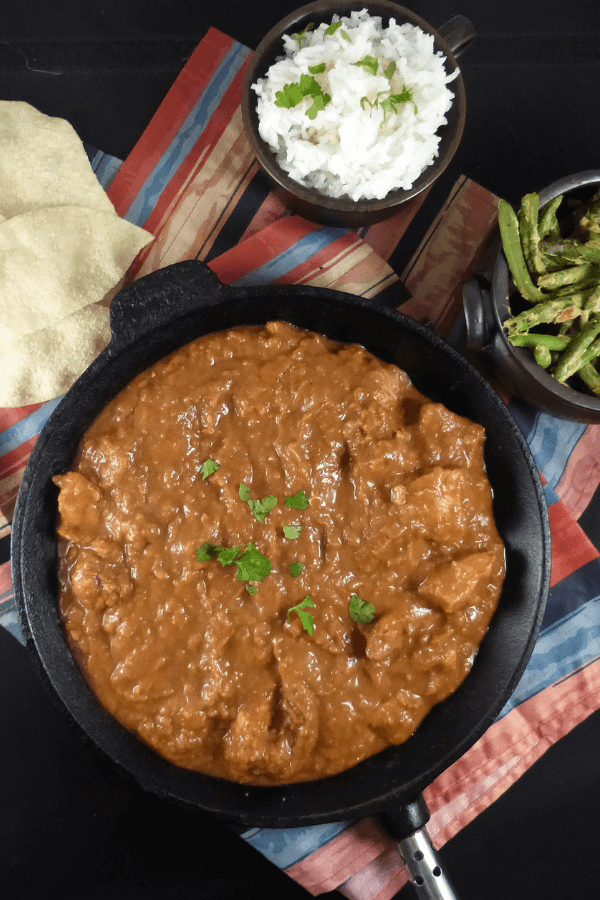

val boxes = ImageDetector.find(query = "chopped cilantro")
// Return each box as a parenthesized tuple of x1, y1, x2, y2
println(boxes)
(287, 595, 315, 635)
(283, 524, 304, 540)
(355, 55, 379, 76)
(325, 20, 343, 35)
(239, 483, 278, 522)
(196, 541, 271, 583)
(383, 61, 397, 79)
(217, 546, 243, 566)
(274, 81, 305, 109)
(246, 584, 258, 594)
(235, 542, 272, 582)
(274, 73, 331, 120)
(199, 459, 220, 480)
(285, 490, 309, 510)
(309, 62, 326, 74)
(289, 561, 304, 577)
(341, 29, 351, 41)
(294, 23, 314, 46)
(380, 87, 417, 121)
(196, 542, 224, 562)
(349, 594, 376, 624)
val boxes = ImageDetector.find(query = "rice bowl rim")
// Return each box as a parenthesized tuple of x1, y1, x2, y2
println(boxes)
(242, 0, 468, 218)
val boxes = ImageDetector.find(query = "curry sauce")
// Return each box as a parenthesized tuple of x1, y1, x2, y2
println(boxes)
(55, 322, 505, 784)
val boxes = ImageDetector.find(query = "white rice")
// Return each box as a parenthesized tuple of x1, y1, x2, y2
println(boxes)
(252, 9, 458, 202)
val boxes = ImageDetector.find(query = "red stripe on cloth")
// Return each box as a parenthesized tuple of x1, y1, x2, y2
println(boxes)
(137, 59, 250, 241)
(276, 234, 363, 286)
(556, 423, 600, 520)
(209, 217, 318, 284)
(0, 401, 46, 428)
(338, 847, 407, 900)
(238, 191, 290, 243)
(107, 29, 237, 217)
(0, 436, 38, 481)
(548, 500, 599, 586)
(360, 187, 432, 262)
(0, 561, 13, 597)
(284, 818, 392, 897)
(423, 655, 600, 849)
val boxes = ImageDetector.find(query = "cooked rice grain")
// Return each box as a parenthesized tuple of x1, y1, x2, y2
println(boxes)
(252, 9, 457, 201)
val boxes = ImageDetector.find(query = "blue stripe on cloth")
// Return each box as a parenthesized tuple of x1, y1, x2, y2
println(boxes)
(230, 227, 350, 287)
(0, 397, 63, 458)
(540, 556, 600, 632)
(0, 604, 24, 645)
(525, 413, 587, 488)
(240, 820, 354, 869)
(498, 594, 600, 717)
(122, 41, 251, 227)
(89, 149, 123, 191)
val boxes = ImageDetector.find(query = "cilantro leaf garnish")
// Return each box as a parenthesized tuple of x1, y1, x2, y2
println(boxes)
(246, 584, 258, 594)
(235, 542, 272, 582)
(325, 20, 343, 35)
(283, 524, 304, 540)
(199, 459, 220, 480)
(294, 22, 314, 46)
(287, 595, 315, 634)
(307, 91, 331, 120)
(239, 483, 278, 522)
(196, 542, 224, 562)
(217, 546, 243, 566)
(355, 55, 379, 76)
(383, 61, 397, 79)
(289, 561, 304, 577)
(285, 490, 309, 510)
(275, 73, 331, 119)
(380, 87, 417, 121)
(275, 81, 305, 109)
(309, 62, 326, 74)
(349, 594, 376, 624)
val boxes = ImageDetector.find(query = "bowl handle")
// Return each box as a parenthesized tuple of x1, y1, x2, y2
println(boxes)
(462, 275, 497, 352)
(108, 260, 227, 352)
(437, 15, 476, 59)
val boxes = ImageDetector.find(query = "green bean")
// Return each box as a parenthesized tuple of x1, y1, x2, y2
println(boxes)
(579, 337, 600, 369)
(498, 199, 545, 302)
(538, 195, 563, 239)
(553, 317, 600, 382)
(534, 344, 552, 367)
(519, 193, 546, 275)
(538, 262, 597, 290)
(509, 333, 571, 350)
(578, 362, 600, 393)
(505, 298, 581, 336)
(580, 193, 600, 235)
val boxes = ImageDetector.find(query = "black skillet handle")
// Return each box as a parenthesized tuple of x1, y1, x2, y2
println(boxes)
(108, 260, 228, 353)
(380, 797, 460, 900)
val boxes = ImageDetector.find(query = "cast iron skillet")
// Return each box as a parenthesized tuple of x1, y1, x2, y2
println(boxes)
(12, 262, 551, 899)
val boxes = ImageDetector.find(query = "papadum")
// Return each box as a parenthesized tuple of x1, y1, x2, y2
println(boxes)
(0, 101, 116, 220)
(0, 206, 153, 338)
(0, 304, 112, 407)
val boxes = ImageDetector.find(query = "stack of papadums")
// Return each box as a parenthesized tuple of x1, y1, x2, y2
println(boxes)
(0, 101, 154, 406)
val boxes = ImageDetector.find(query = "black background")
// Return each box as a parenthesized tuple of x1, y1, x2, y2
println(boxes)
(2, 2, 600, 898)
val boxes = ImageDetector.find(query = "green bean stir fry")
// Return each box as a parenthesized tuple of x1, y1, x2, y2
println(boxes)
(499, 190, 600, 393)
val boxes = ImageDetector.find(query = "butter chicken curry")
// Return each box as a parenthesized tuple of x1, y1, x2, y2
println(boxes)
(55, 322, 505, 784)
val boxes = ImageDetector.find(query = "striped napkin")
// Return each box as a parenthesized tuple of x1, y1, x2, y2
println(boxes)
(2, 27, 600, 900)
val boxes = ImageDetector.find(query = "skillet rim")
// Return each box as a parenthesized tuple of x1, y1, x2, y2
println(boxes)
(11, 261, 551, 827)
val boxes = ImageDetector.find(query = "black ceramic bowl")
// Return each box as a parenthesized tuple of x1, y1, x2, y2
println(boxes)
(241, 1, 473, 226)
(463, 170, 600, 423)
(12, 262, 550, 840)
